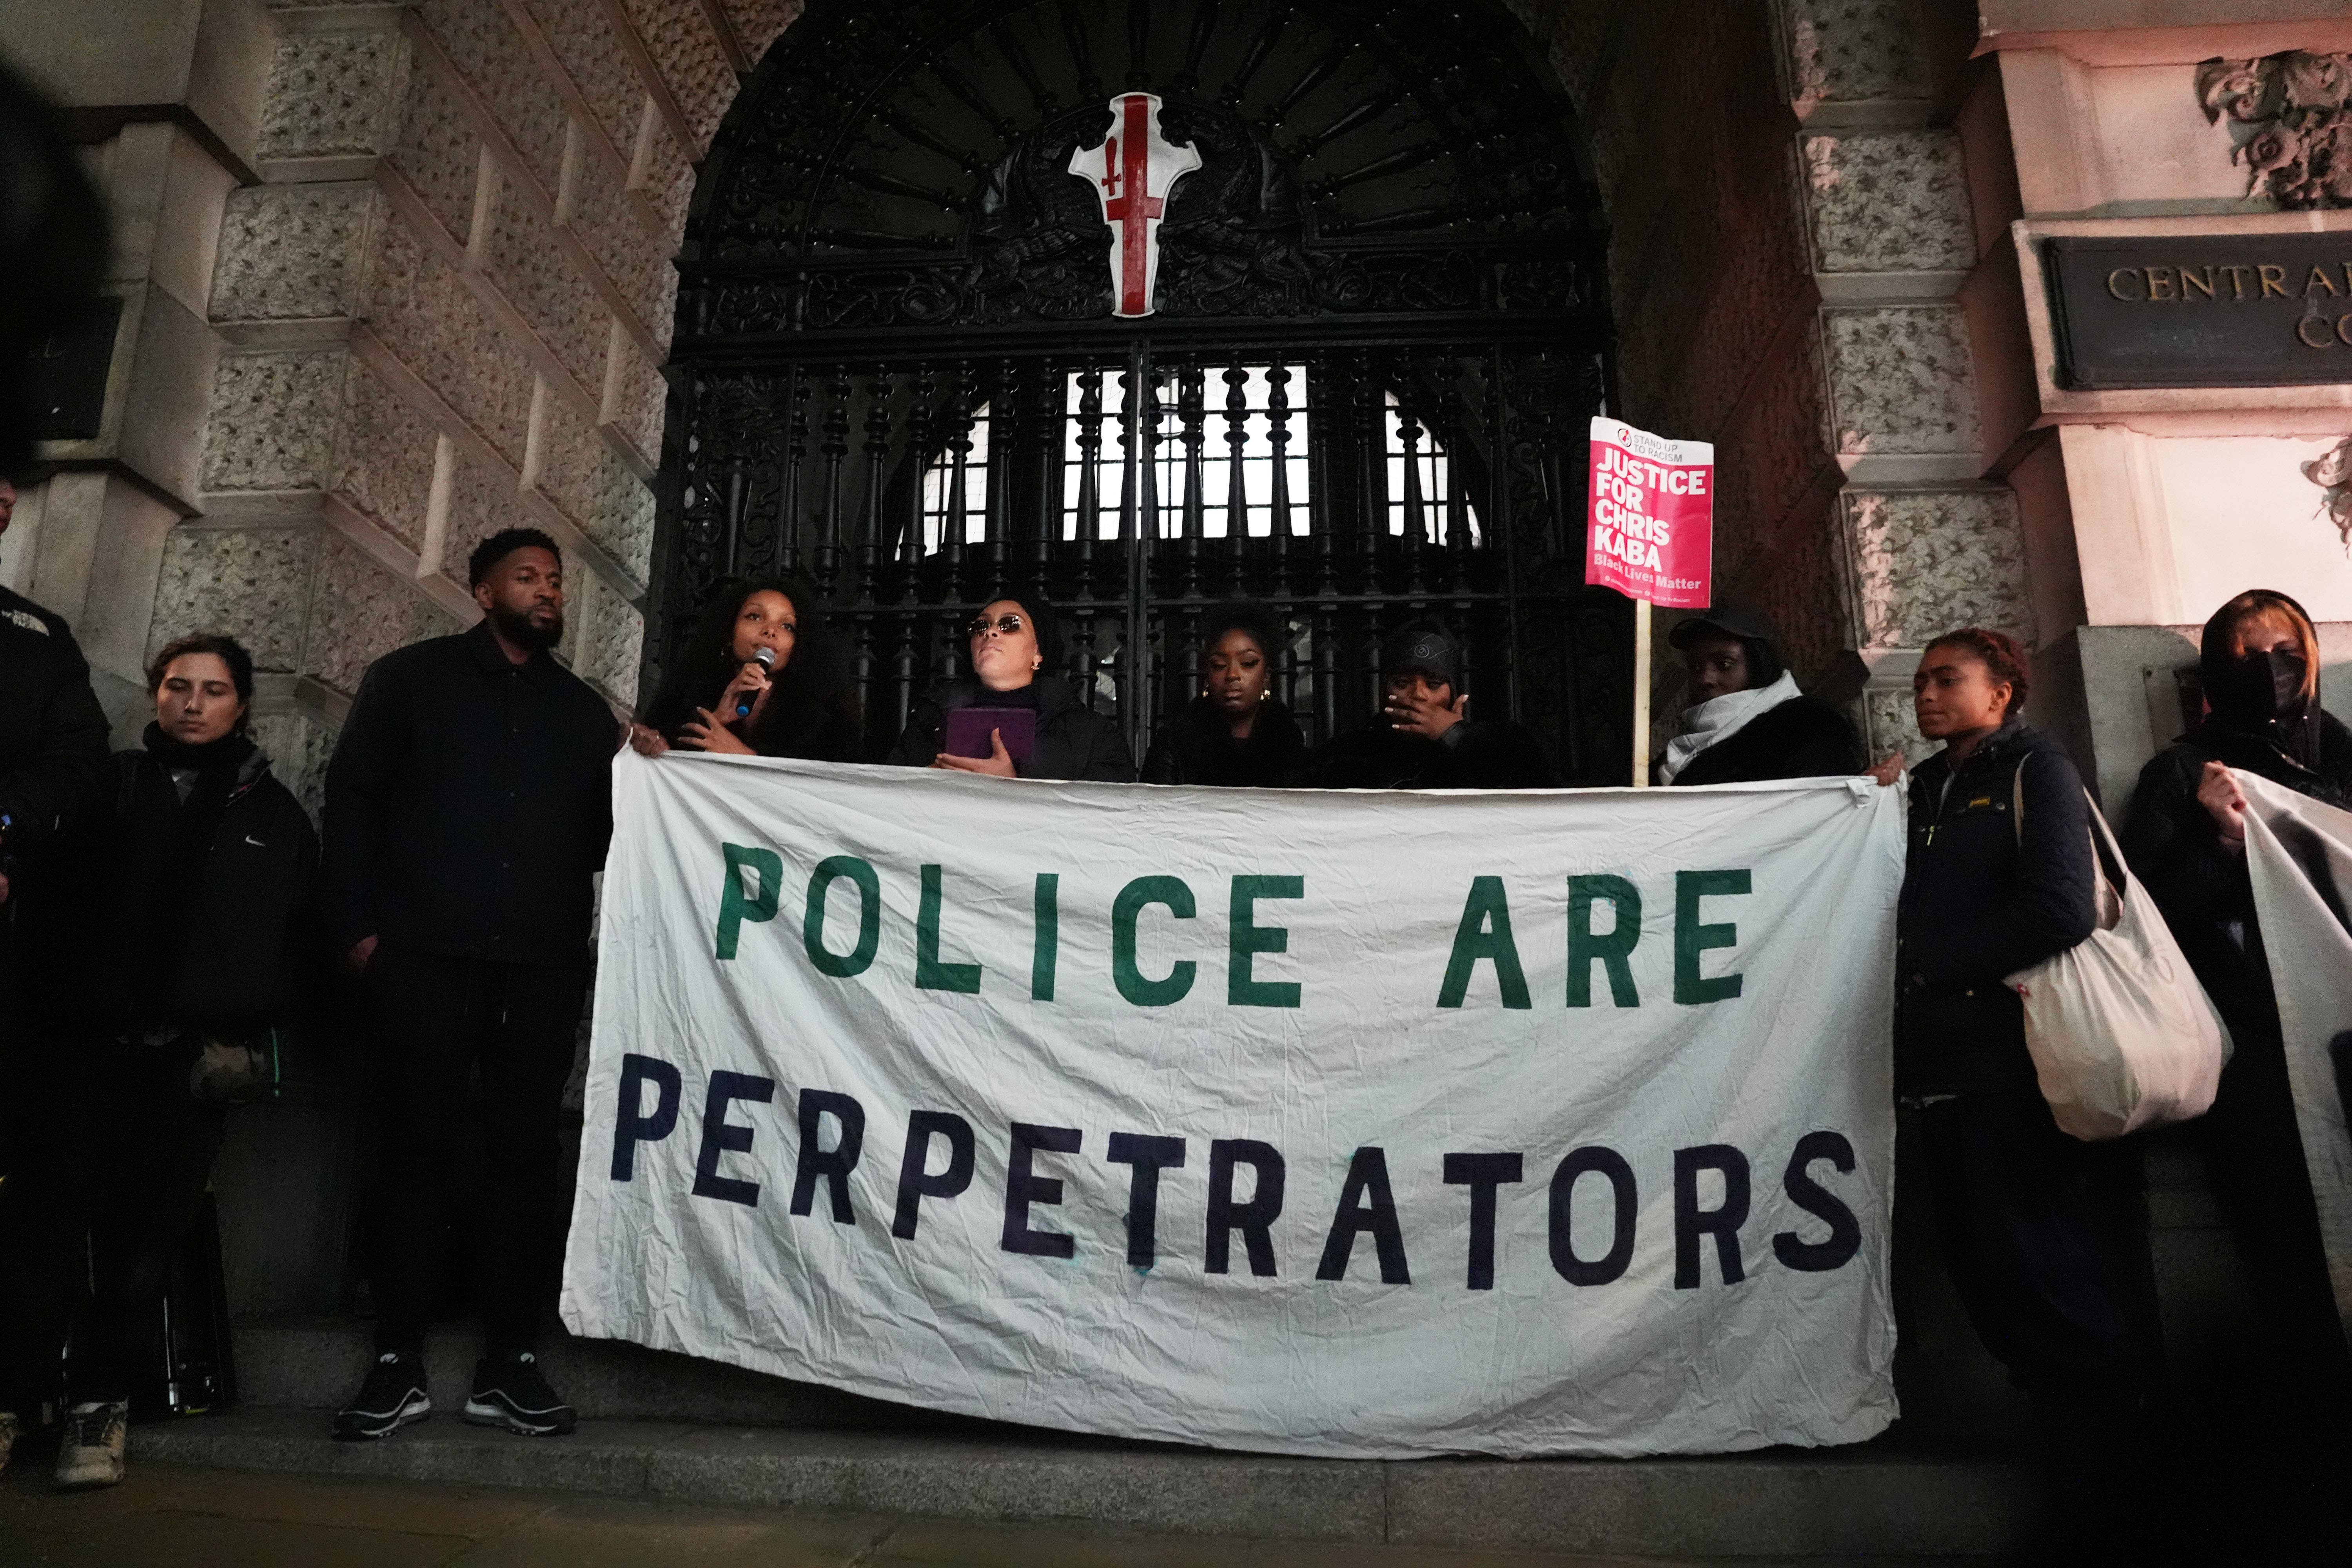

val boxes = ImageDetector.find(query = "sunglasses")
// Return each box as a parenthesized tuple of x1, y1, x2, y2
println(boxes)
(967, 613, 1027, 638)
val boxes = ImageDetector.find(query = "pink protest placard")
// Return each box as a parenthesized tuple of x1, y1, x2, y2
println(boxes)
(1584, 417, 1713, 609)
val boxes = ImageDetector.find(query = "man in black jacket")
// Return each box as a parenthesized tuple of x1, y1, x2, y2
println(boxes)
(324, 528, 617, 1443)
(0, 475, 114, 1479)
(1657, 607, 1860, 785)
(1306, 622, 1555, 789)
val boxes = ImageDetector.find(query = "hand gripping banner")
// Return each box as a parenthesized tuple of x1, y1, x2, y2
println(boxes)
(562, 756, 1905, 1458)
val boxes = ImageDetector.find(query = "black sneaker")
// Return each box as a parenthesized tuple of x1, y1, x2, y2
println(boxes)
(332, 1351, 430, 1440)
(463, 1352, 575, 1436)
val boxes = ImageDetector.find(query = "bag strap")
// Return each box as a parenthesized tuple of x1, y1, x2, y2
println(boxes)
(2082, 788, 2130, 894)
(2011, 752, 2026, 848)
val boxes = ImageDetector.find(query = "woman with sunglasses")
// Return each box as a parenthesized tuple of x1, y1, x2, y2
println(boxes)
(629, 576, 862, 761)
(886, 592, 1134, 781)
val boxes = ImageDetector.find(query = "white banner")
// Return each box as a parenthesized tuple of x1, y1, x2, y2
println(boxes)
(2241, 772, 2352, 1335)
(561, 755, 1905, 1458)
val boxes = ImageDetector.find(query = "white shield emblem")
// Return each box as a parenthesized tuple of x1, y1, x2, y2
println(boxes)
(1068, 93, 1201, 318)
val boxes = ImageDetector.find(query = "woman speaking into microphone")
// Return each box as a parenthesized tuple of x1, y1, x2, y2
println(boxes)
(628, 577, 862, 761)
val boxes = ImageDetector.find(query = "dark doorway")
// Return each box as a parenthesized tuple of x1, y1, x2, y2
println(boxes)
(655, 0, 1626, 779)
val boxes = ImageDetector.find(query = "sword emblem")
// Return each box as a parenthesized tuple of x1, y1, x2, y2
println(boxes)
(1069, 93, 1200, 318)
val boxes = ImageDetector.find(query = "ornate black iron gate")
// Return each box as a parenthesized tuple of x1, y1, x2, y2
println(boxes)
(655, 0, 1630, 780)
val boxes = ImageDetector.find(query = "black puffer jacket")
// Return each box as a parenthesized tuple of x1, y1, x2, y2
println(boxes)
(887, 675, 1136, 782)
(1895, 721, 2097, 1097)
(0, 583, 111, 878)
(1141, 697, 1307, 787)
(56, 735, 319, 1037)
(2122, 710, 2352, 1037)
(1665, 694, 1862, 786)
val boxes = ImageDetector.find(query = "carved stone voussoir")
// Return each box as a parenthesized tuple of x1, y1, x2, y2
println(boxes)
(2197, 52, 2352, 209)
(305, 534, 457, 695)
(1840, 489, 2031, 652)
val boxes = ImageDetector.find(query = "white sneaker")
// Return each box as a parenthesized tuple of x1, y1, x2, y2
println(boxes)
(52, 1401, 127, 1491)
(0, 1410, 19, 1478)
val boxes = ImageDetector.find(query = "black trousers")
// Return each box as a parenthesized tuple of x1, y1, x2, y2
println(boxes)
(2200, 1015, 2352, 1410)
(0, 1036, 225, 1413)
(1911, 1076, 2139, 1406)
(363, 945, 587, 1360)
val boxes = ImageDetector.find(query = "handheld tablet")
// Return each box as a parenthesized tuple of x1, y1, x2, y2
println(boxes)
(941, 706, 1038, 766)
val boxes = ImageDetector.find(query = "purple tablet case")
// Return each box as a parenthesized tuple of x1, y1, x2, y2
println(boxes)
(942, 706, 1037, 764)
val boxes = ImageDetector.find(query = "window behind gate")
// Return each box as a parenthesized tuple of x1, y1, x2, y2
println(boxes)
(657, 0, 1629, 780)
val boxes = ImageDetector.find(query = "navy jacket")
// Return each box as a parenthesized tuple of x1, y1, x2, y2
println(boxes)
(321, 622, 615, 967)
(1896, 722, 2097, 1096)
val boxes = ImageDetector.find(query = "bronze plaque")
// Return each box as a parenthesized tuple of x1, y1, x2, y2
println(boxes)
(2045, 233, 2352, 390)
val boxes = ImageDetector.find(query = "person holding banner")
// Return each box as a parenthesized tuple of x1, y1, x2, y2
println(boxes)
(1140, 601, 1307, 788)
(1893, 630, 2141, 1465)
(628, 577, 862, 762)
(2123, 590, 2352, 1417)
(886, 592, 1134, 782)
(1657, 607, 1861, 785)
(1305, 621, 1554, 789)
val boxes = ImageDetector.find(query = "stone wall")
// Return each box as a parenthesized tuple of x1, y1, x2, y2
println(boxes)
(1508, 0, 2035, 764)
(9, 0, 801, 804)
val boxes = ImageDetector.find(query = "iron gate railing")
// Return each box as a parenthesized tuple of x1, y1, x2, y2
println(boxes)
(661, 337, 1629, 779)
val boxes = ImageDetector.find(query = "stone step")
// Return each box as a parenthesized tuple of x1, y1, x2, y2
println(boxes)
(131, 1406, 2034, 1558)
(230, 1316, 904, 1430)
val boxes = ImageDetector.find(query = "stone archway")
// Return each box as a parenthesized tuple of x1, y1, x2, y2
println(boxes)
(71, 0, 2020, 818)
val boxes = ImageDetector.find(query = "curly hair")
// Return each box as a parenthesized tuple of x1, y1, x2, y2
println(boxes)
(1923, 626, 2032, 717)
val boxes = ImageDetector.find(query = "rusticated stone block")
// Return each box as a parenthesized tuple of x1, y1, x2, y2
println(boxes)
(484, 173, 614, 391)
(419, 0, 570, 194)
(566, 563, 643, 704)
(566, 164, 674, 350)
(1823, 307, 1979, 456)
(391, 61, 486, 242)
(606, 331, 667, 463)
(1801, 131, 1973, 273)
(723, 0, 801, 66)
(536, 391, 653, 584)
(618, 0, 734, 151)
(1840, 488, 2032, 651)
(1782, 0, 1926, 105)
(247, 710, 336, 823)
(202, 351, 347, 492)
(211, 183, 378, 322)
(148, 525, 320, 670)
(437, 446, 525, 590)
(363, 216, 535, 464)
(257, 29, 407, 160)
(634, 112, 697, 239)
(334, 360, 441, 551)
(528, 0, 649, 158)
(305, 534, 459, 694)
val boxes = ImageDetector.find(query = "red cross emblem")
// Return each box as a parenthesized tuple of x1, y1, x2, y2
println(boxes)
(1069, 94, 1200, 318)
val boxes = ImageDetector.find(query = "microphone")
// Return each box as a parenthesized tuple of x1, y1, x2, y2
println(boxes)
(735, 646, 776, 719)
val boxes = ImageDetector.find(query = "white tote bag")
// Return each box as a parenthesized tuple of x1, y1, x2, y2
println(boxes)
(2003, 764, 2232, 1141)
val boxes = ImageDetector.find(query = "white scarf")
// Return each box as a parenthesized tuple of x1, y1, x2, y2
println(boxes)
(1659, 671, 1803, 783)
